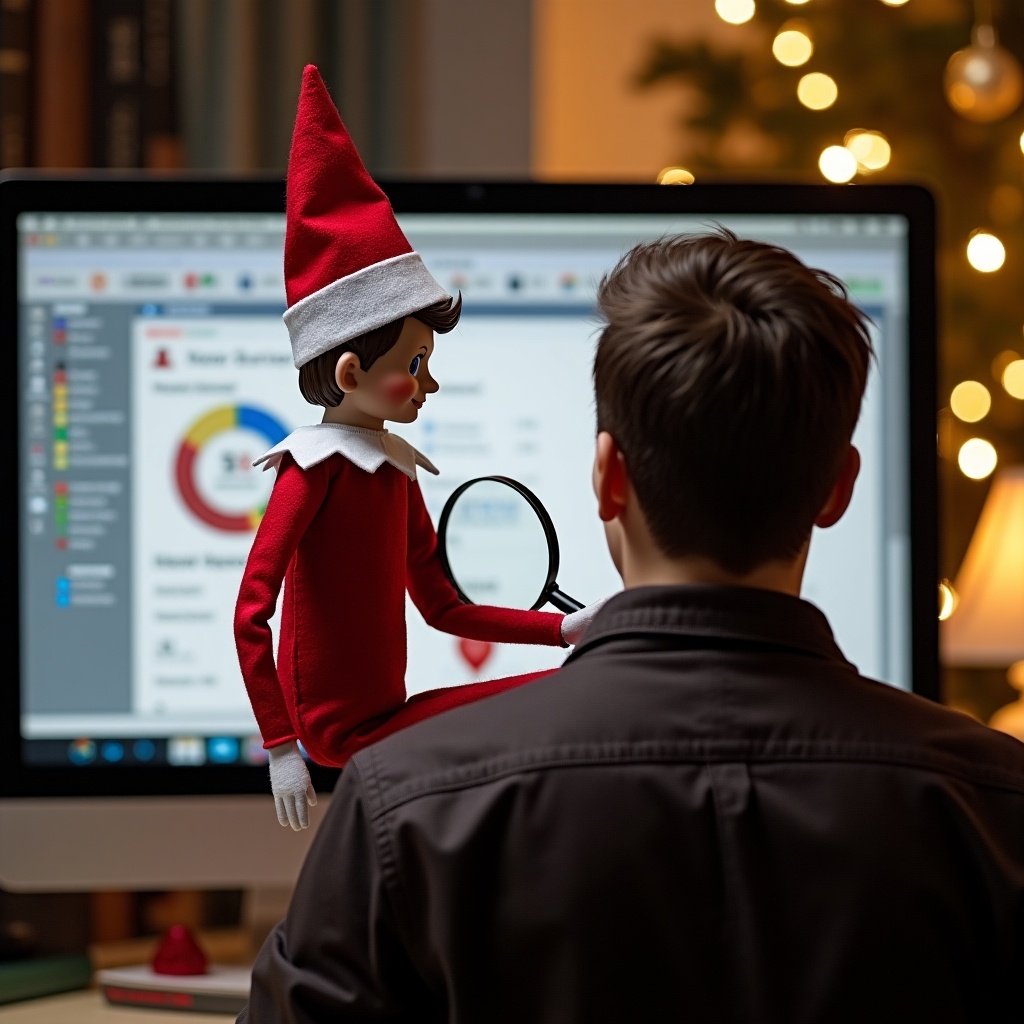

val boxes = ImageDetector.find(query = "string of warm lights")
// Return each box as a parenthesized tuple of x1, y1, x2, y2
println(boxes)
(664, 7, 895, 183)
(943, 0, 1023, 481)
(693, 0, 1024, 491)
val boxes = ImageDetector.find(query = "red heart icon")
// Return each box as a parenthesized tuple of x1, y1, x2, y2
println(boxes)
(458, 638, 493, 672)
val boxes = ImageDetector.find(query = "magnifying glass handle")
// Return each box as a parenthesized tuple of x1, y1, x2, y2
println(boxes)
(547, 587, 584, 613)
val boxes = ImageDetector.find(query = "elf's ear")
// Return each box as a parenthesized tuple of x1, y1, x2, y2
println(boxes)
(334, 352, 362, 394)
(592, 431, 629, 523)
(815, 444, 860, 529)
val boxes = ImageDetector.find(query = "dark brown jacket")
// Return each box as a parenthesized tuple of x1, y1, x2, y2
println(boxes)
(240, 585, 1024, 1023)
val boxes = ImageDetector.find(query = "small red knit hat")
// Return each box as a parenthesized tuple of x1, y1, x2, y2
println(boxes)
(282, 65, 450, 368)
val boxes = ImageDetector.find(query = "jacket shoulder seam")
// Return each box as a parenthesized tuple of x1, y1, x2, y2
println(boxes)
(371, 740, 1024, 818)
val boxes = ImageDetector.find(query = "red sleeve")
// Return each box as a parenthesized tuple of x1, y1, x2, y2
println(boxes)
(234, 456, 330, 747)
(405, 478, 566, 647)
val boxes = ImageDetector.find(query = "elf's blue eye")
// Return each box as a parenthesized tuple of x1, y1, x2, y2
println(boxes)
(409, 354, 422, 375)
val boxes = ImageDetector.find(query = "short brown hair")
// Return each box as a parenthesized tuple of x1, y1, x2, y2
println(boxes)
(297, 294, 462, 407)
(593, 227, 874, 575)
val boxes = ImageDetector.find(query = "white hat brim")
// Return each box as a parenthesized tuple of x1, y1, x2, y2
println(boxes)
(284, 251, 452, 368)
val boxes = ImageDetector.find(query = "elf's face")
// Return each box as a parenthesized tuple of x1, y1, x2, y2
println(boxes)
(335, 317, 439, 429)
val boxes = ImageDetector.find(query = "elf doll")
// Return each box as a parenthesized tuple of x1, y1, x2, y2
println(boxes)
(234, 66, 598, 831)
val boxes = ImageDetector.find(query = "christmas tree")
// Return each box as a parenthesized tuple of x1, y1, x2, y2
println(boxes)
(634, 0, 1024, 716)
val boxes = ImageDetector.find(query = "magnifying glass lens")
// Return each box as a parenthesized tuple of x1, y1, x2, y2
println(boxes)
(443, 480, 551, 609)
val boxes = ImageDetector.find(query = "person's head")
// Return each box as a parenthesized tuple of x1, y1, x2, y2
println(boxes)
(297, 294, 461, 420)
(592, 226, 873, 584)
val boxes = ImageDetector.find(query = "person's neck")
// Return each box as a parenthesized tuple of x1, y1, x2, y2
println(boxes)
(321, 404, 385, 431)
(619, 531, 808, 597)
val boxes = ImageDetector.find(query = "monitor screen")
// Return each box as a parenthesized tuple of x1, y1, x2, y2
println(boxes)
(0, 174, 937, 890)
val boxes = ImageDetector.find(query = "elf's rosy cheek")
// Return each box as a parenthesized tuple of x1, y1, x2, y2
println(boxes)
(381, 373, 419, 404)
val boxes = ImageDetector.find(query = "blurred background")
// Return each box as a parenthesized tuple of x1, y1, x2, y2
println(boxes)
(2, 0, 1023, 950)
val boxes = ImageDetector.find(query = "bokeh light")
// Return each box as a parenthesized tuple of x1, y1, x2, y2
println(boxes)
(938, 579, 958, 621)
(657, 166, 695, 185)
(818, 145, 857, 182)
(797, 72, 838, 110)
(772, 22, 813, 67)
(1003, 358, 1024, 399)
(957, 438, 998, 479)
(715, 0, 755, 24)
(966, 230, 1006, 272)
(880, 0, 910, 6)
(844, 130, 891, 172)
(949, 380, 992, 422)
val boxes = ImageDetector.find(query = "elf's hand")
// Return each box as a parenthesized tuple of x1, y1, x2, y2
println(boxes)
(560, 598, 609, 646)
(268, 741, 317, 830)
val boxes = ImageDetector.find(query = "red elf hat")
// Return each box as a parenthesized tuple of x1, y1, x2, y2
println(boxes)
(282, 64, 450, 368)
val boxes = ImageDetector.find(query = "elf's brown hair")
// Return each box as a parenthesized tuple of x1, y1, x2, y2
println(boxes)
(298, 294, 462, 407)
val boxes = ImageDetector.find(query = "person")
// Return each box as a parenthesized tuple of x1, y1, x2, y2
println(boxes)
(237, 228, 1024, 1022)
(233, 65, 596, 831)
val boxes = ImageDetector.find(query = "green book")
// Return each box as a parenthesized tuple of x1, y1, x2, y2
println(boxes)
(0, 954, 93, 1005)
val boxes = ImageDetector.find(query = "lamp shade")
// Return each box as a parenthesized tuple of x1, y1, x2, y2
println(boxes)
(942, 465, 1024, 666)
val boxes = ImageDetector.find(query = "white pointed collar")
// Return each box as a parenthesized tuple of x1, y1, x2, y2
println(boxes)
(253, 423, 439, 481)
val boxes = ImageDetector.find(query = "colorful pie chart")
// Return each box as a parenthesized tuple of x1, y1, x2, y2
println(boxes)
(175, 405, 288, 531)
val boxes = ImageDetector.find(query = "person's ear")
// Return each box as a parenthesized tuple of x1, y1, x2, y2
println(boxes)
(593, 431, 630, 523)
(815, 444, 860, 528)
(334, 352, 362, 394)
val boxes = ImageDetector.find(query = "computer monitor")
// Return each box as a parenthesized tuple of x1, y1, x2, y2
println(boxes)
(0, 173, 938, 893)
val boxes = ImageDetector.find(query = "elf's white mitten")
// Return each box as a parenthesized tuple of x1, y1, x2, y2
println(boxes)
(560, 598, 609, 646)
(268, 741, 317, 831)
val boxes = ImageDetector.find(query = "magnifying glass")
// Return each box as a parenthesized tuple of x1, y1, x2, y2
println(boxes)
(437, 475, 584, 613)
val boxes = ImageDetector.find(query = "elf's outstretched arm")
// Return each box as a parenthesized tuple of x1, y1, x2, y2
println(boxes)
(405, 477, 595, 647)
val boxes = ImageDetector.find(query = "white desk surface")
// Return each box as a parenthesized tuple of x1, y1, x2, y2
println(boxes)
(0, 989, 235, 1023)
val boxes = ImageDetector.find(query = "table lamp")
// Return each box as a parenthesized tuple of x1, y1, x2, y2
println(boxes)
(941, 465, 1024, 739)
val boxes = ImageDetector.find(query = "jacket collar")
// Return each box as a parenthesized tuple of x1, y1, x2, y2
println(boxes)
(253, 422, 439, 481)
(566, 584, 854, 670)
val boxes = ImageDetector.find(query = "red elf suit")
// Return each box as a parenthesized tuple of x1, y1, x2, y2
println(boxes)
(233, 65, 569, 773)
(235, 422, 565, 768)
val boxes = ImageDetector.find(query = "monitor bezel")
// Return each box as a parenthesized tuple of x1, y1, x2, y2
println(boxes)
(0, 171, 939, 799)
